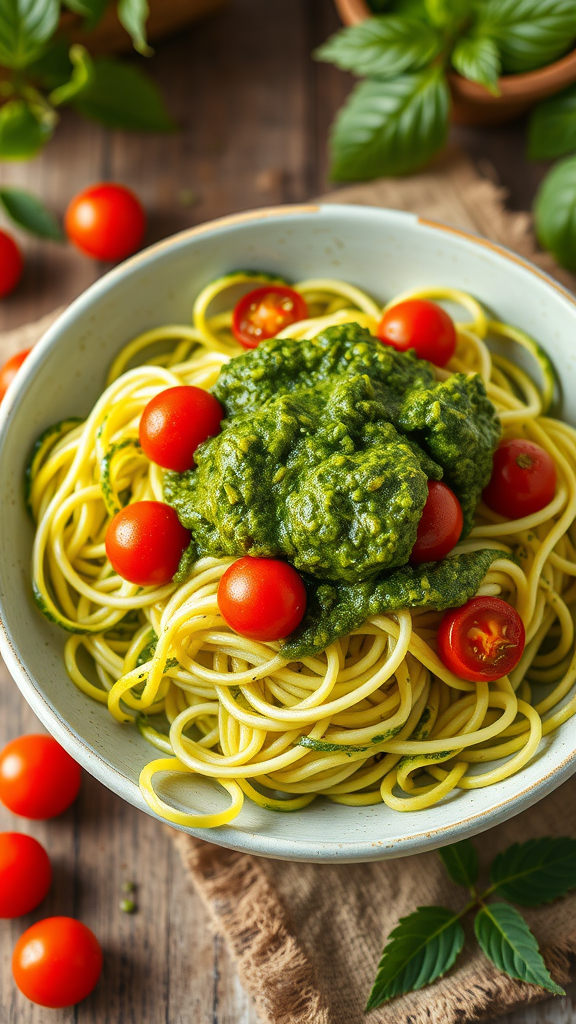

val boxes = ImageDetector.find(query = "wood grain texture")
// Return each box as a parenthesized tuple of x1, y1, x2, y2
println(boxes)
(0, 1, 572, 1021)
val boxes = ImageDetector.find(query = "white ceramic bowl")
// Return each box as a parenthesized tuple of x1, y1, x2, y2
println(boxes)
(1, 204, 576, 862)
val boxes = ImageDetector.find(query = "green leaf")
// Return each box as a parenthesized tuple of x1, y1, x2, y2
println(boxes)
(0, 186, 63, 239)
(62, 0, 108, 30)
(529, 84, 576, 159)
(474, 903, 565, 994)
(0, 0, 59, 69)
(367, 0, 391, 10)
(117, 0, 152, 56)
(476, 0, 576, 74)
(451, 34, 501, 94)
(366, 906, 464, 1010)
(330, 66, 449, 181)
(26, 38, 74, 90)
(315, 16, 442, 79)
(72, 58, 176, 132)
(49, 45, 93, 107)
(424, 0, 471, 29)
(534, 155, 576, 273)
(0, 99, 52, 159)
(489, 837, 576, 906)
(438, 839, 479, 889)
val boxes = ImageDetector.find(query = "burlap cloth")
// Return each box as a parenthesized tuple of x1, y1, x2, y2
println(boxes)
(3, 148, 576, 1024)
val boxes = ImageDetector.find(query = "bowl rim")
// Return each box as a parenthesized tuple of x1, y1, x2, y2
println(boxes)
(2, 201, 576, 862)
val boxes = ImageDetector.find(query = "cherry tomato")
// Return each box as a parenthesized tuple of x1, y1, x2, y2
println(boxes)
(0, 229, 23, 297)
(483, 438, 556, 519)
(232, 286, 308, 348)
(410, 480, 463, 564)
(0, 735, 81, 820)
(12, 917, 102, 1008)
(139, 385, 223, 472)
(0, 833, 52, 918)
(218, 556, 307, 641)
(65, 183, 146, 261)
(106, 500, 190, 587)
(0, 348, 30, 403)
(438, 596, 525, 683)
(377, 299, 456, 367)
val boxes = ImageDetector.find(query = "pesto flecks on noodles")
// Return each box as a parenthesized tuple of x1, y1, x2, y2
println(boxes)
(28, 272, 576, 828)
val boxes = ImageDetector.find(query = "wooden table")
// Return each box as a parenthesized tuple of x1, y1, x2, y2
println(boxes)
(0, 2, 574, 1021)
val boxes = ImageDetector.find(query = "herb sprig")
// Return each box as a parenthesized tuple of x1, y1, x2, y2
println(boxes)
(0, 0, 175, 174)
(366, 835, 576, 1012)
(316, 0, 576, 181)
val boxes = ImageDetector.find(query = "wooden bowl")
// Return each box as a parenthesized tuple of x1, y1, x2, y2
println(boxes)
(334, 0, 576, 125)
(61, 0, 228, 55)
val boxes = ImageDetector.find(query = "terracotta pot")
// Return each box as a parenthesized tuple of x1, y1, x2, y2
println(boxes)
(334, 0, 576, 125)
(60, 0, 228, 56)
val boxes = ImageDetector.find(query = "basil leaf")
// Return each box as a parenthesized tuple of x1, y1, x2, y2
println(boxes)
(476, 0, 576, 74)
(330, 66, 449, 181)
(451, 34, 501, 94)
(315, 16, 442, 79)
(489, 837, 576, 906)
(529, 84, 576, 159)
(366, 906, 464, 1010)
(62, 0, 108, 30)
(26, 38, 74, 89)
(117, 0, 152, 56)
(0, 0, 59, 69)
(438, 839, 479, 889)
(0, 99, 53, 159)
(424, 0, 471, 29)
(72, 58, 176, 132)
(474, 903, 565, 994)
(534, 155, 576, 273)
(0, 186, 63, 240)
(49, 44, 93, 107)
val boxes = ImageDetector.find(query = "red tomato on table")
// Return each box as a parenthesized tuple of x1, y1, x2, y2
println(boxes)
(218, 557, 307, 641)
(0, 833, 52, 918)
(0, 349, 30, 403)
(65, 183, 145, 261)
(410, 481, 463, 563)
(0, 230, 23, 297)
(106, 501, 191, 587)
(12, 917, 102, 1008)
(377, 299, 456, 367)
(483, 438, 556, 519)
(232, 286, 308, 348)
(0, 734, 81, 819)
(438, 597, 525, 683)
(139, 385, 223, 472)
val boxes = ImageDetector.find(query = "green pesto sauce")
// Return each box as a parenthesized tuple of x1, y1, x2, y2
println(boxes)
(164, 322, 502, 654)
(281, 549, 502, 659)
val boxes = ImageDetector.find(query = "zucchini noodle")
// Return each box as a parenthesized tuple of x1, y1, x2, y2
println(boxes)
(29, 273, 576, 827)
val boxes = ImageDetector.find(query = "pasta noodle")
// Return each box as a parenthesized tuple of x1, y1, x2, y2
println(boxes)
(29, 274, 576, 827)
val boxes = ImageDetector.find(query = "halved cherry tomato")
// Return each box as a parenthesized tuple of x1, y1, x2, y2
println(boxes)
(483, 438, 556, 519)
(232, 286, 308, 348)
(0, 229, 23, 297)
(65, 183, 145, 262)
(139, 385, 223, 472)
(0, 735, 81, 819)
(377, 299, 456, 367)
(105, 501, 190, 587)
(411, 480, 463, 563)
(0, 348, 30, 403)
(438, 596, 525, 683)
(0, 833, 52, 918)
(218, 556, 307, 641)
(13, 917, 103, 1008)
